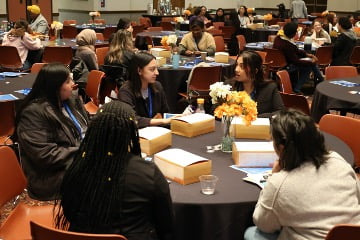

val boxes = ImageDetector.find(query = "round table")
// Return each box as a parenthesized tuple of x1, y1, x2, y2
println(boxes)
(169, 121, 354, 240)
(0, 74, 36, 101)
(311, 77, 360, 123)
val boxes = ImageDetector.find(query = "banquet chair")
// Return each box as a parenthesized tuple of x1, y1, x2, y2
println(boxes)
(0, 46, 24, 71)
(219, 26, 236, 44)
(84, 70, 105, 114)
(30, 221, 127, 240)
(160, 21, 174, 31)
(213, 22, 225, 30)
(161, 17, 173, 22)
(276, 70, 293, 93)
(280, 92, 310, 115)
(325, 66, 358, 80)
(103, 26, 117, 41)
(30, 63, 47, 74)
(147, 27, 163, 32)
(207, 28, 223, 37)
(236, 34, 246, 53)
(95, 47, 109, 66)
(315, 45, 333, 74)
(349, 46, 360, 69)
(63, 20, 77, 26)
(42, 46, 73, 66)
(94, 19, 106, 25)
(319, 114, 360, 169)
(96, 32, 105, 41)
(325, 224, 360, 240)
(264, 48, 287, 79)
(139, 17, 152, 29)
(0, 102, 15, 146)
(62, 25, 78, 39)
(214, 36, 225, 52)
(0, 146, 54, 240)
(179, 65, 222, 100)
(132, 25, 145, 38)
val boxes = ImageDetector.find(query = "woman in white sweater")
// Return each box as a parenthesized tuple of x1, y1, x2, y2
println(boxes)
(244, 109, 360, 240)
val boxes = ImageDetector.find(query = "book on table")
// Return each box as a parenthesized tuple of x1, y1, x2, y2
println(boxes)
(170, 113, 215, 137)
(232, 141, 277, 167)
(154, 148, 212, 185)
(139, 126, 172, 155)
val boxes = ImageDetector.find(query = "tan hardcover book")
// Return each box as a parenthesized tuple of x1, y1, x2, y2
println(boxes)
(214, 52, 229, 63)
(150, 48, 171, 58)
(170, 113, 215, 137)
(154, 148, 212, 185)
(232, 117, 271, 140)
(155, 57, 166, 66)
(232, 141, 277, 167)
(139, 127, 172, 155)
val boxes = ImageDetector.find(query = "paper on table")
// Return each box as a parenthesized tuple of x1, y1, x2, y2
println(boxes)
(138, 126, 171, 140)
(230, 166, 272, 175)
(174, 113, 214, 124)
(232, 117, 270, 126)
(155, 148, 208, 167)
(0, 94, 18, 101)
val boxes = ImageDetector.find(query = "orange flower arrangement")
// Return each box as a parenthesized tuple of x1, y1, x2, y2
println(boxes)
(263, 13, 273, 21)
(160, 36, 169, 47)
(183, 9, 191, 16)
(210, 82, 257, 126)
(247, 8, 255, 14)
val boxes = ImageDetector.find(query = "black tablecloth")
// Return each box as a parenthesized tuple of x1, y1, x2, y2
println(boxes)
(157, 57, 236, 113)
(0, 74, 36, 101)
(311, 77, 360, 123)
(142, 14, 181, 27)
(135, 31, 187, 50)
(169, 121, 353, 240)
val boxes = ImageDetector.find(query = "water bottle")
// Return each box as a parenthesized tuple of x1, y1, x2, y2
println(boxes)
(172, 52, 180, 69)
(195, 98, 205, 113)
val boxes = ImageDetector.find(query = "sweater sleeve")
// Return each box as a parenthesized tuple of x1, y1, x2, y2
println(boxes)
(253, 174, 283, 233)
(22, 33, 42, 50)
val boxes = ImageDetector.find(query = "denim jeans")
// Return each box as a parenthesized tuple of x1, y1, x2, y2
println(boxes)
(286, 64, 324, 93)
(244, 226, 280, 240)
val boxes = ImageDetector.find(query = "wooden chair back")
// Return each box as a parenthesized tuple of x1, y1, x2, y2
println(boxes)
(325, 224, 360, 240)
(315, 45, 333, 73)
(264, 48, 287, 71)
(319, 114, 360, 168)
(214, 36, 225, 52)
(325, 66, 358, 80)
(103, 26, 117, 41)
(42, 46, 73, 65)
(132, 25, 145, 38)
(30, 63, 47, 74)
(96, 32, 105, 41)
(219, 26, 236, 42)
(160, 21, 174, 31)
(95, 47, 109, 66)
(276, 70, 293, 93)
(213, 22, 225, 29)
(187, 65, 222, 98)
(30, 221, 127, 240)
(147, 27, 163, 32)
(349, 46, 360, 65)
(236, 34, 246, 52)
(63, 20, 77, 26)
(0, 46, 23, 71)
(84, 70, 105, 114)
(280, 92, 310, 115)
(139, 17, 152, 29)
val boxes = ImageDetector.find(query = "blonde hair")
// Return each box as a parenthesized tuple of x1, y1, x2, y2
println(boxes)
(106, 29, 134, 64)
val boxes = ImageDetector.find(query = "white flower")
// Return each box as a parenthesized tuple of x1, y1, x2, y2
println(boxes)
(89, 11, 100, 17)
(209, 82, 232, 104)
(166, 34, 177, 46)
(175, 17, 184, 23)
(51, 21, 63, 30)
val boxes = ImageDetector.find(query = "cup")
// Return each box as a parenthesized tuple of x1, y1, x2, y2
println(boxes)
(200, 51, 207, 61)
(199, 175, 218, 195)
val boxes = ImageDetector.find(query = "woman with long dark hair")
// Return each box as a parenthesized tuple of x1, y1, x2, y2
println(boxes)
(244, 109, 360, 240)
(15, 63, 89, 200)
(230, 50, 284, 117)
(55, 101, 174, 240)
(118, 51, 174, 128)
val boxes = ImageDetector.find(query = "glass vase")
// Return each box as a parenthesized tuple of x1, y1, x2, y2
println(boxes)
(221, 116, 234, 153)
(55, 29, 62, 46)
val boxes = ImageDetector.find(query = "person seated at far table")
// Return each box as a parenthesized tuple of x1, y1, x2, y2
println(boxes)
(75, 29, 99, 71)
(55, 101, 174, 240)
(118, 51, 178, 128)
(229, 50, 284, 118)
(178, 19, 216, 57)
(108, 18, 134, 43)
(310, 20, 331, 46)
(27, 4, 49, 35)
(331, 17, 357, 66)
(2, 20, 42, 71)
(244, 109, 360, 240)
(273, 22, 324, 94)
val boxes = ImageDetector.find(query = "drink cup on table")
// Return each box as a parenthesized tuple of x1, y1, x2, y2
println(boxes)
(199, 175, 218, 195)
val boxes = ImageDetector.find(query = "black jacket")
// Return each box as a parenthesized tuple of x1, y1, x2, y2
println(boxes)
(331, 31, 357, 66)
(118, 81, 169, 128)
(69, 154, 174, 240)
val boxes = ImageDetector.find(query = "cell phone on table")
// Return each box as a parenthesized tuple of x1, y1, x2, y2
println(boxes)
(163, 113, 178, 119)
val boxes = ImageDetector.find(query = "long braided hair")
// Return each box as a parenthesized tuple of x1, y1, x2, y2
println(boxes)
(55, 101, 141, 232)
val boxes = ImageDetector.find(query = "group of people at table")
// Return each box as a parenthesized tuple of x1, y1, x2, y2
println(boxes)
(2, 3, 360, 240)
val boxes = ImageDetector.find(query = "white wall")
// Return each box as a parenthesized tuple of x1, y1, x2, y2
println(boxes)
(327, 0, 359, 12)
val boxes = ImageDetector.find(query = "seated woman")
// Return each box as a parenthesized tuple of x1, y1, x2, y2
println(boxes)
(108, 18, 133, 43)
(178, 19, 216, 56)
(118, 51, 175, 128)
(310, 20, 331, 46)
(213, 8, 225, 22)
(2, 20, 42, 70)
(55, 101, 174, 240)
(237, 5, 251, 28)
(101, 29, 136, 99)
(230, 50, 284, 118)
(15, 63, 89, 200)
(75, 29, 98, 71)
(244, 109, 360, 240)
(331, 17, 357, 66)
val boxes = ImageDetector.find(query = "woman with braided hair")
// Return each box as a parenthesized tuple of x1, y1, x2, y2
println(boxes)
(55, 101, 174, 240)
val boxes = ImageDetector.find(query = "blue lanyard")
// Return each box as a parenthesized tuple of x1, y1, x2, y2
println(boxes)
(147, 87, 153, 117)
(63, 102, 82, 139)
(250, 89, 256, 100)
